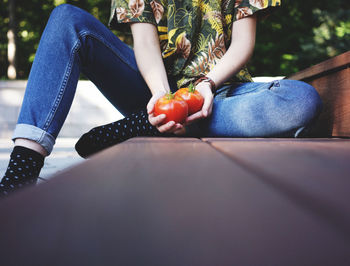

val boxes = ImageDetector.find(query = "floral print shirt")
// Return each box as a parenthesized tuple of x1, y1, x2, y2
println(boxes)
(109, 0, 281, 89)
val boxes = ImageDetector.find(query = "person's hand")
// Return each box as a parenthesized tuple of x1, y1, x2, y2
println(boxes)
(147, 91, 185, 134)
(185, 81, 214, 125)
(172, 82, 214, 136)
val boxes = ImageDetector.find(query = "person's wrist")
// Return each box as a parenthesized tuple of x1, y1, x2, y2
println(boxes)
(195, 82, 212, 96)
(152, 89, 168, 97)
(194, 76, 216, 93)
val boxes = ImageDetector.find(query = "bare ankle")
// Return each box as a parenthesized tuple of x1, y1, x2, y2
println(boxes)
(14, 138, 48, 157)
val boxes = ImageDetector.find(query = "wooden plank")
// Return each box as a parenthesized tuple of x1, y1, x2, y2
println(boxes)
(205, 138, 350, 236)
(307, 68, 350, 136)
(0, 138, 349, 265)
(288, 51, 350, 81)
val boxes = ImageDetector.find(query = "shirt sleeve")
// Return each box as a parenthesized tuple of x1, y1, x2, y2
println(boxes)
(109, 0, 163, 30)
(233, 0, 281, 21)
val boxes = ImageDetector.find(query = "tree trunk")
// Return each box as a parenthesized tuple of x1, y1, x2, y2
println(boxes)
(7, 0, 17, 79)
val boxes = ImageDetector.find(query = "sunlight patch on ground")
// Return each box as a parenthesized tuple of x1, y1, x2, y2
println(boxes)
(0, 89, 24, 106)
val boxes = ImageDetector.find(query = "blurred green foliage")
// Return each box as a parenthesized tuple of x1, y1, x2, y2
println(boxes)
(0, 0, 349, 79)
(250, 0, 350, 76)
(0, 0, 111, 79)
(249, 0, 350, 76)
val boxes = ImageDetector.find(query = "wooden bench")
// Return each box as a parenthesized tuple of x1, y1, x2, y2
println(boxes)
(0, 137, 349, 265)
(288, 51, 350, 137)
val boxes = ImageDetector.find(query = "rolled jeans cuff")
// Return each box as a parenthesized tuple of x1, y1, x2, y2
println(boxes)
(12, 124, 56, 155)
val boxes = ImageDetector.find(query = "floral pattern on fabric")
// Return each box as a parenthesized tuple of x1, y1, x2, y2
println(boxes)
(109, 0, 281, 88)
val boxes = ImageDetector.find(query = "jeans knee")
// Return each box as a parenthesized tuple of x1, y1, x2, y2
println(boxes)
(294, 80, 322, 116)
(306, 83, 322, 116)
(51, 4, 75, 20)
(280, 79, 323, 126)
(48, 4, 83, 33)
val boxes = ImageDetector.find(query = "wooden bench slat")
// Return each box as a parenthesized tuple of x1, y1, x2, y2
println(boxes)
(288, 51, 350, 81)
(0, 138, 349, 265)
(205, 138, 350, 233)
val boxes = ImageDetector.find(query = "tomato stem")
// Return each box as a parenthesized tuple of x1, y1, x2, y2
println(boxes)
(188, 83, 195, 92)
(165, 93, 175, 100)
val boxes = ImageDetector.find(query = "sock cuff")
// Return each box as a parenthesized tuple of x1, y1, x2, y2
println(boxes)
(11, 146, 45, 166)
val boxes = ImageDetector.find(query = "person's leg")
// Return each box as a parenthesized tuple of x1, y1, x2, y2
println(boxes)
(194, 79, 322, 137)
(14, 4, 152, 153)
(1, 4, 155, 196)
(74, 110, 164, 158)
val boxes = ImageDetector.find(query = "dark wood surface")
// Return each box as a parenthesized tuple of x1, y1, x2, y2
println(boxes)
(288, 51, 350, 137)
(0, 137, 350, 265)
(204, 138, 350, 237)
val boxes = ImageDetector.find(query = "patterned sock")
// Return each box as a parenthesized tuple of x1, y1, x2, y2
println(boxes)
(75, 109, 164, 158)
(0, 146, 44, 197)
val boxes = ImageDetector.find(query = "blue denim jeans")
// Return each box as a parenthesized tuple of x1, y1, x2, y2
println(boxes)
(188, 79, 323, 138)
(13, 4, 322, 154)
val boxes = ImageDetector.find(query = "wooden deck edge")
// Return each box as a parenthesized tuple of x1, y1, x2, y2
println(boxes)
(287, 50, 350, 81)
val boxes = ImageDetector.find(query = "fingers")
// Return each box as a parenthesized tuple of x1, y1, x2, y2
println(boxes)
(147, 97, 157, 114)
(185, 94, 213, 125)
(157, 121, 183, 133)
(147, 83, 214, 133)
(174, 125, 186, 135)
(186, 111, 203, 125)
(148, 113, 183, 134)
(201, 93, 213, 118)
(190, 82, 213, 123)
(206, 97, 214, 117)
(147, 91, 167, 114)
(148, 113, 166, 126)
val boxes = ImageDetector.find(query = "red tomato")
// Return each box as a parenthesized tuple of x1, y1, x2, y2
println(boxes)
(154, 93, 188, 124)
(174, 83, 204, 115)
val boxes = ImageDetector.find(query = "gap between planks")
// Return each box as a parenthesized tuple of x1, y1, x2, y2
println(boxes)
(200, 137, 350, 241)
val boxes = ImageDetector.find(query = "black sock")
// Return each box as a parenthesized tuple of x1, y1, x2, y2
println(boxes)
(1, 146, 44, 197)
(75, 109, 163, 158)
